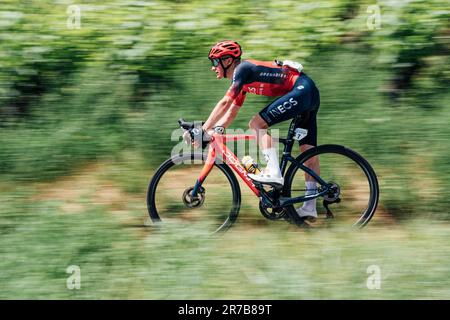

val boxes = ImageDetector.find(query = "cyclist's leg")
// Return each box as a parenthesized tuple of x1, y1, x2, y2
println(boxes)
(248, 114, 270, 149)
(249, 89, 308, 184)
(297, 74, 320, 182)
(297, 110, 320, 218)
(298, 109, 319, 181)
(259, 74, 319, 126)
(293, 75, 321, 218)
(248, 114, 284, 184)
(249, 74, 319, 185)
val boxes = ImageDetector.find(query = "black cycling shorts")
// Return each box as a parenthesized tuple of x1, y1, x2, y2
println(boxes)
(259, 73, 320, 146)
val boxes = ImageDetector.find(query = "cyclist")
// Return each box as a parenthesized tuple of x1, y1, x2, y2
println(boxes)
(200, 40, 321, 220)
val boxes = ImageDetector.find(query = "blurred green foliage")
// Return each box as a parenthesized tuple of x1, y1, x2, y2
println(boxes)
(1, 0, 450, 299)
(0, 0, 449, 219)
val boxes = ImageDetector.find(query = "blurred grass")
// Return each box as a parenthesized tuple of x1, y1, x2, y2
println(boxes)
(1, 159, 450, 299)
(1, 179, 450, 299)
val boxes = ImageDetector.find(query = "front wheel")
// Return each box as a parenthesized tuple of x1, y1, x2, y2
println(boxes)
(147, 152, 241, 234)
(284, 144, 379, 228)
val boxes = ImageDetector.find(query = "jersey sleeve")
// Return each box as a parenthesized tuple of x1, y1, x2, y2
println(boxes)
(225, 61, 250, 105)
(232, 91, 247, 107)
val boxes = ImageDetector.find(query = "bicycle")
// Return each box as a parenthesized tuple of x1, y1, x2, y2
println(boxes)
(147, 114, 379, 233)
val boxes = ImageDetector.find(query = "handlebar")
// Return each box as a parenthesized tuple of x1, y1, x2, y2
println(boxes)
(178, 118, 195, 130)
(178, 118, 212, 149)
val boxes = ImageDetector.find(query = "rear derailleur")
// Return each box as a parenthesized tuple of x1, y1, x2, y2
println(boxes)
(321, 182, 341, 219)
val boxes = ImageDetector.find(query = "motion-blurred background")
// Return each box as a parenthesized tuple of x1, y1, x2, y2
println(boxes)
(1, 0, 449, 299)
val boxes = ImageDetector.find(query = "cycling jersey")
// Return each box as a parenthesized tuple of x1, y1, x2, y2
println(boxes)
(224, 59, 320, 145)
(226, 59, 301, 107)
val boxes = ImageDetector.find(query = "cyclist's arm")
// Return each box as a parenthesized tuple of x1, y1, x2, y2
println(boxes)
(203, 95, 234, 131)
(214, 103, 241, 128)
(204, 80, 245, 130)
(203, 63, 248, 131)
(214, 90, 246, 128)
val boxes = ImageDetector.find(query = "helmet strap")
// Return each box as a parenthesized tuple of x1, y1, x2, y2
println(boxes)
(219, 58, 234, 79)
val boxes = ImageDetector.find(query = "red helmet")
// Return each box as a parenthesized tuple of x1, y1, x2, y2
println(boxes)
(208, 40, 242, 59)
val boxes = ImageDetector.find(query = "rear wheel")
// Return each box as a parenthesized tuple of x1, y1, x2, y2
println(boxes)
(284, 144, 379, 228)
(147, 152, 241, 234)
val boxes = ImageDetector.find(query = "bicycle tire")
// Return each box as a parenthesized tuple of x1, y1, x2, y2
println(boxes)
(283, 144, 379, 228)
(146, 152, 241, 233)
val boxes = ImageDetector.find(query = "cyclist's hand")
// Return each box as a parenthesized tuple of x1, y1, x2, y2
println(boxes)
(190, 127, 201, 149)
(182, 130, 192, 145)
(183, 127, 211, 149)
(206, 129, 215, 137)
(194, 128, 213, 149)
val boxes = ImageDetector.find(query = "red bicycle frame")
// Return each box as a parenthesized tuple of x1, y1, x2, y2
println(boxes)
(195, 133, 261, 197)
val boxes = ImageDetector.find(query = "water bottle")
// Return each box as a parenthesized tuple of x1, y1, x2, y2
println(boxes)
(241, 156, 261, 174)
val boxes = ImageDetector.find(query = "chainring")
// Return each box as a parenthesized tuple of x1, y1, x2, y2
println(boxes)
(259, 201, 286, 220)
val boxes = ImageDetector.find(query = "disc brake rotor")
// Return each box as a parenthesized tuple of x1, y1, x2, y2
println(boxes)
(323, 182, 340, 202)
(182, 186, 205, 208)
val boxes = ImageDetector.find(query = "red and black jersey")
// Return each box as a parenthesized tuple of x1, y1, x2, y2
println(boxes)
(226, 59, 301, 107)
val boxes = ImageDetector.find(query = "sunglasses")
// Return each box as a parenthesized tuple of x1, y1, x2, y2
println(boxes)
(210, 58, 220, 67)
(209, 58, 232, 67)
